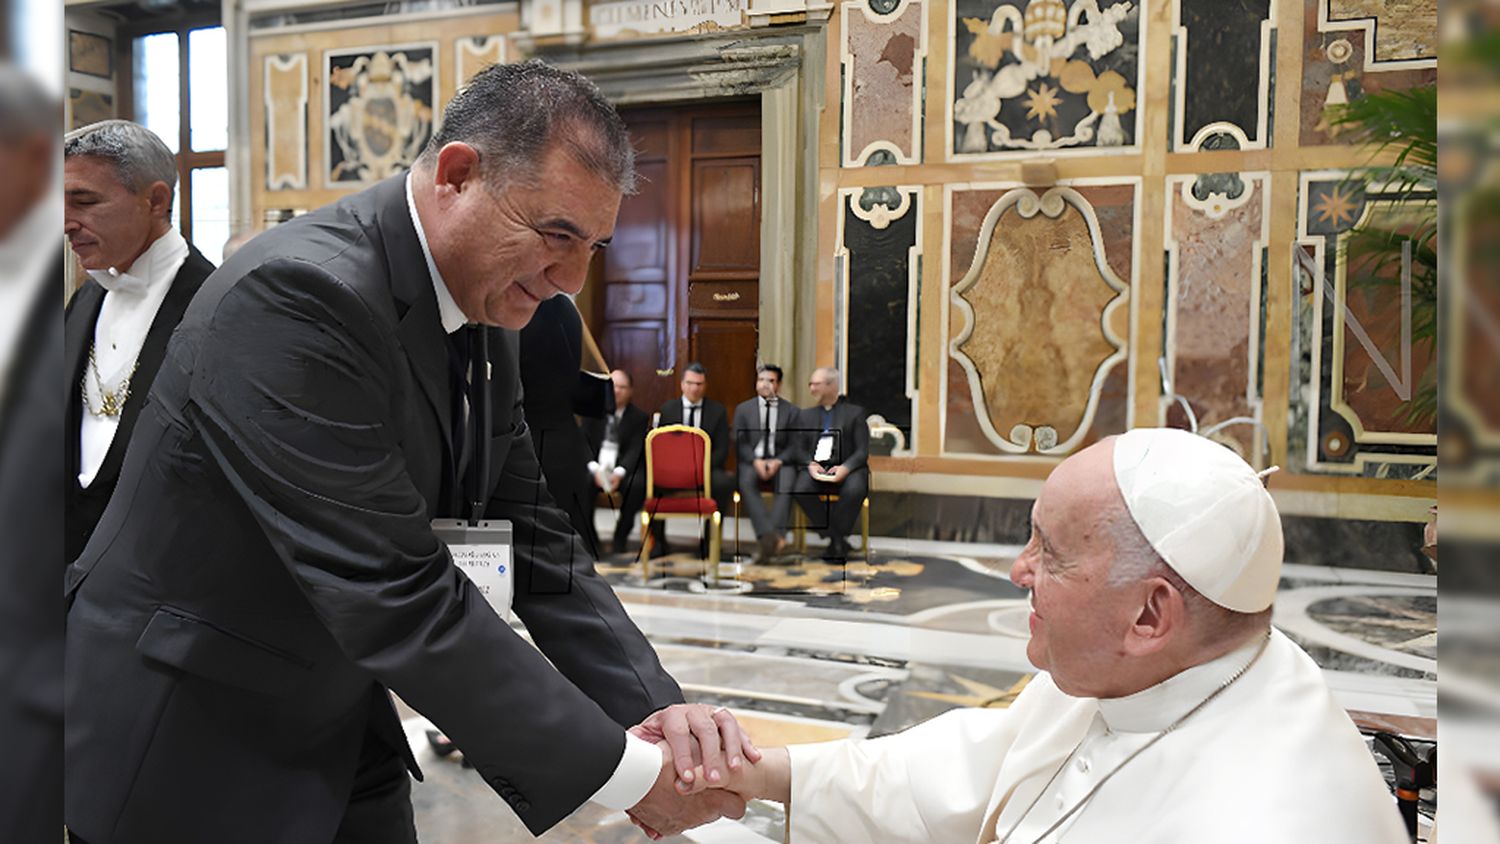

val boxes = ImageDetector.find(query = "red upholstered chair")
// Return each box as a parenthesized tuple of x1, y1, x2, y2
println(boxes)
(639, 425, 721, 579)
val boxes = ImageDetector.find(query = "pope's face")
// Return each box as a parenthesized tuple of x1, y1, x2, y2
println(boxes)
(1009, 440, 1145, 697)
(436, 145, 621, 330)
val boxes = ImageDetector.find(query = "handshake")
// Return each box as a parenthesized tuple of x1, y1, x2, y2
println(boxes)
(625, 704, 791, 840)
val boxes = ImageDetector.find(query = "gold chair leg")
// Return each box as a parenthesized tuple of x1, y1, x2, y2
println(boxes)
(709, 511, 722, 586)
(639, 511, 653, 581)
(793, 507, 807, 554)
(862, 497, 871, 561)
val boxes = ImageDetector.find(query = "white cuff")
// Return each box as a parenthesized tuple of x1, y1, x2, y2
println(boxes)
(589, 732, 663, 810)
(587, 461, 600, 474)
(612, 466, 627, 478)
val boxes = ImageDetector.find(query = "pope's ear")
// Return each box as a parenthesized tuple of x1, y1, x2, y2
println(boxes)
(1125, 578, 1183, 657)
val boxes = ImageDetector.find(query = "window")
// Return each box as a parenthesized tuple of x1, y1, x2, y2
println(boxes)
(126, 21, 229, 264)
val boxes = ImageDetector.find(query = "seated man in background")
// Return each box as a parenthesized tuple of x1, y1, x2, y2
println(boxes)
(677, 428, 1408, 844)
(583, 369, 649, 554)
(732, 364, 799, 562)
(652, 362, 732, 556)
(791, 367, 868, 561)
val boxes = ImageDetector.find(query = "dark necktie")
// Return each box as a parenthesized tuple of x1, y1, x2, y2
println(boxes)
(689, 404, 699, 429)
(445, 329, 471, 469)
(761, 399, 773, 454)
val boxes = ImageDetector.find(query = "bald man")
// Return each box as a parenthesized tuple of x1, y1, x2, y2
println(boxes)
(678, 429, 1407, 843)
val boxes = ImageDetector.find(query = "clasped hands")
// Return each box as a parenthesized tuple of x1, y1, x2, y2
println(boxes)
(624, 703, 770, 840)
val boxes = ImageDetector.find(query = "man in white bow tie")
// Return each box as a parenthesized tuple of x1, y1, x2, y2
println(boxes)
(63, 120, 217, 563)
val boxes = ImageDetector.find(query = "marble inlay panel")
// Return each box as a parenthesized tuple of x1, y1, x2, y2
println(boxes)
(944, 182, 1134, 456)
(1290, 173, 1437, 477)
(842, 0, 925, 165)
(1163, 172, 1270, 460)
(840, 187, 920, 448)
(948, 0, 1143, 159)
(1300, 0, 1435, 147)
(455, 34, 506, 89)
(264, 53, 308, 191)
(1171, 0, 1273, 150)
(324, 44, 436, 186)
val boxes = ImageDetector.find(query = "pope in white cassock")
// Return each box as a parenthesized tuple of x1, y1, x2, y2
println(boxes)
(672, 428, 1408, 843)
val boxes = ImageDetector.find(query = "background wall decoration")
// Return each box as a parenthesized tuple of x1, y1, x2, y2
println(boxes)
(456, 34, 507, 88)
(265, 53, 308, 191)
(841, 0, 926, 166)
(68, 88, 114, 130)
(1299, 0, 1435, 146)
(838, 186, 922, 451)
(1170, 0, 1274, 151)
(948, 0, 1142, 158)
(325, 44, 436, 186)
(1290, 171, 1436, 477)
(943, 180, 1135, 456)
(1163, 172, 1271, 462)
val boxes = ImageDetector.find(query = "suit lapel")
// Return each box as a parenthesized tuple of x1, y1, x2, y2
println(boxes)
(92, 246, 215, 488)
(375, 176, 456, 478)
(63, 283, 106, 485)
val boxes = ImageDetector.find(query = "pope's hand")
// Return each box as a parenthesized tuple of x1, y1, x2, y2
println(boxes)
(627, 742, 746, 840)
(629, 703, 761, 791)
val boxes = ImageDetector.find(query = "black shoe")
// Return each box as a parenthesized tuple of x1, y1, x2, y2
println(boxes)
(426, 729, 457, 757)
(824, 537, 850, 560)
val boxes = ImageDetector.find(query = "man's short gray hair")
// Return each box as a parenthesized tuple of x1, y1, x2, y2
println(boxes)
(64, 120, 178, 208)
(418, 59, 635, 195)
(815, 367, 842, 391)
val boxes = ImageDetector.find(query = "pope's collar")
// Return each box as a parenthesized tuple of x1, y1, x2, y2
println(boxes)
(86, 227, 187, 296)
(1095, 631, 1267, 734)
(405, 173, 468, 335)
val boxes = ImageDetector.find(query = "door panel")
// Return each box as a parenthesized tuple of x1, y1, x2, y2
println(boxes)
(594, 102, 763, 427)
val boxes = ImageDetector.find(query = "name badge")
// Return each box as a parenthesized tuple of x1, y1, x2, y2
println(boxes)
(813, 434, 835, 464)
(432, 519, 514, 622)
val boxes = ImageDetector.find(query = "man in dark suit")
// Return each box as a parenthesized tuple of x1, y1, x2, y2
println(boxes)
(582, 369, 649, 554)
(791, 367, 869, 560)
(652, 362, 732, 556)
(64, 61, 749, 844)
(520, 294, 613, 556)
(62, 120, 216, 564)
(732, 364, 799, 562)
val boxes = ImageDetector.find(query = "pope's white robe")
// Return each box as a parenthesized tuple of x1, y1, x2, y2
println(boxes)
(788, 630, 1406, 843)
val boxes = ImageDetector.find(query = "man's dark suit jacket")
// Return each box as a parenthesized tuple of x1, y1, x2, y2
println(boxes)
(63, 243, 214, 563)
(582, 403, 649, 481)
(793, 397, 870, 471)
(656, 397, 730, 472)
(63, 175, 682, 843)
(731, 396, 801, 467)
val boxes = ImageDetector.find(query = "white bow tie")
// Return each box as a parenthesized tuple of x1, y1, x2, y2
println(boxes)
(88, 267, 150, 296)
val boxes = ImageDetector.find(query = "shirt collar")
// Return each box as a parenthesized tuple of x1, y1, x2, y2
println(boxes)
(405, 173, 468, 335)
(1095, 633, 1267, 734)
(684, 398, 701, 410)
(87, 227, 188, 296)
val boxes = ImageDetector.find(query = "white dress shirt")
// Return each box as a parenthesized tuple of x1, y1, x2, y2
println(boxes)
(406, 174, 662, 811)
(682, 398, 703, 429)
(78, 227, 189, 488)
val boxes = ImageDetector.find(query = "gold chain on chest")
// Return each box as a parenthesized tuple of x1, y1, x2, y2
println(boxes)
(81, 342, 139, 418)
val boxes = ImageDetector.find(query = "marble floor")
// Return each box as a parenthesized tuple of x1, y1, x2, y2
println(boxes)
(401, 514, 1437, 842)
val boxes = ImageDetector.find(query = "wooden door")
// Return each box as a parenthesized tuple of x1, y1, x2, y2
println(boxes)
(592, 102, 762, 425)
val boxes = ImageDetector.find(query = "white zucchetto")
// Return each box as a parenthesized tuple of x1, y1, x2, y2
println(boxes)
(1112, 428, 1283, 613)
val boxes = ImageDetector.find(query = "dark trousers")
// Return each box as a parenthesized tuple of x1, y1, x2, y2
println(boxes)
(331, 734, 417, 844)
(792, 467, 869, 541)
(736, 462, 794, 539)
(589, 470, 647, 551)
